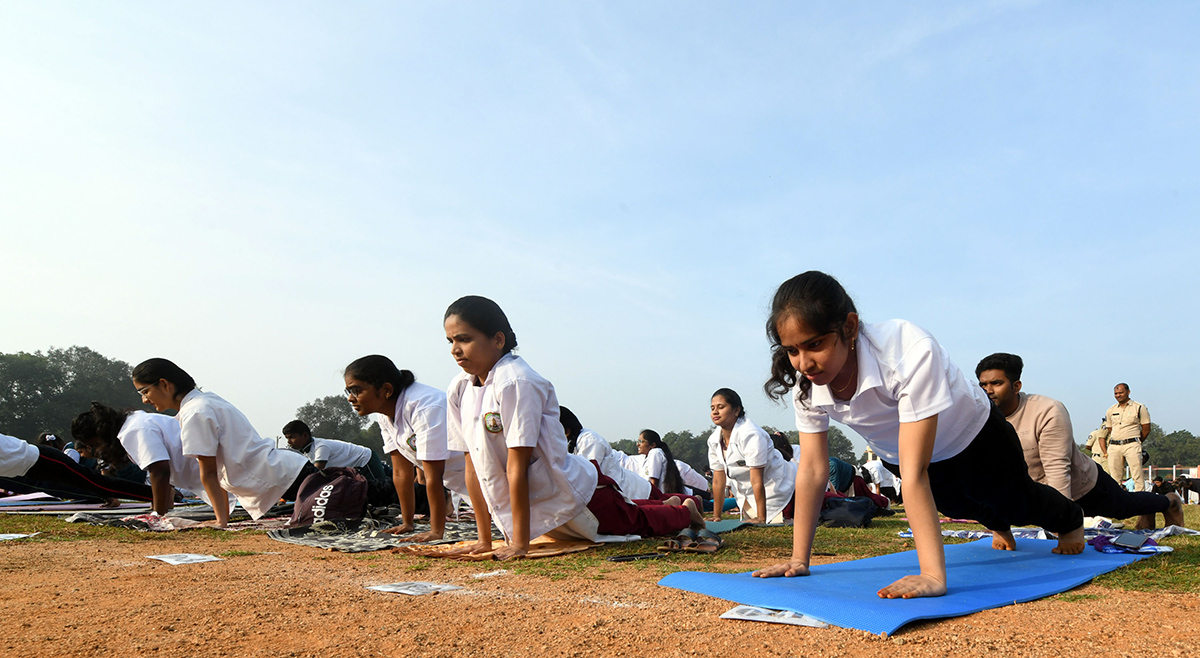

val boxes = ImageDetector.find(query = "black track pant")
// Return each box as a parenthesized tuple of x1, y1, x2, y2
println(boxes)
(0, 446, 153, 502)
(1078, 467, 1169, 519)
(883, 406, 1084, 534)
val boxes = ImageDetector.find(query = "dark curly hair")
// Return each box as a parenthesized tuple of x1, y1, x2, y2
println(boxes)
(70, 402, 134, 467)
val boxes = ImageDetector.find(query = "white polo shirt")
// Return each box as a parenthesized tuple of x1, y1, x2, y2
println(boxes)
(176, 389, 307, 519)
(793, 319, 989, 465)
(300, 437, 372, 469)
(447, 353, 598, 543)
(117, 410, 230, 506)
(861, 459, 895, 488)
(0, 433, 40, 477)
(708, 417, 797, 520)
(373, 381, 468, 496)
(641, 447, 669, 483)
(617, 451, 644, 474)
(576, 428, 651, 500)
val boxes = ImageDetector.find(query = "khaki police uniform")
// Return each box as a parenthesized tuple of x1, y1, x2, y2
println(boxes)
(1084, 426, 1110, 476)
(1106, 399, 1150, 489)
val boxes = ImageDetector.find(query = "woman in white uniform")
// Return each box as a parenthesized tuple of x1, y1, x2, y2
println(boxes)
(71, 402, 232, 515)
(559, 406, 650, 500)
(708, 388, 797, 523)
(132, 359, 311, 527)
(343, 355, 468, 542)
(636, 430, 687, 495)
(443, 295, 702, 559)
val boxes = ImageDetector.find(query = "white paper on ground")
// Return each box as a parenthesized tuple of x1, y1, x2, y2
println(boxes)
(0, 532, 40, 541)
(720, 605, 829, 628)
(146, 553, 223, 565)
(471, 569, 509, 579)
(594, 534, 642, 543)
(366, 582, 463, 595)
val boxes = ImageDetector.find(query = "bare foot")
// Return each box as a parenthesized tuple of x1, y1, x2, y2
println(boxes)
(1052, 526, 1085, 554)
(1135, 514, 1155, 530)
(681, 498, 706, 531)
(877, 574, 947, 599)
(991, 529, 1017, 551)
(1164, 492, 1185, 528)
(663, 496, 681, 506)
(442, 541, 492, 557)
(382, 523, 417, 535)
(100, 498, 120, 509)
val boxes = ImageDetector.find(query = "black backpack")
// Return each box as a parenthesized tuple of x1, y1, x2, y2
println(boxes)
(289, 467, 369, 527)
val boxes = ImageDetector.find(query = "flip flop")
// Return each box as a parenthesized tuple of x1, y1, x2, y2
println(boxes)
(659, 528, 697, 553)
(683, 528, 723, 554)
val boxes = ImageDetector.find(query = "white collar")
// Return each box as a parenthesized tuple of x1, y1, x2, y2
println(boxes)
(809, 329, 884, 406)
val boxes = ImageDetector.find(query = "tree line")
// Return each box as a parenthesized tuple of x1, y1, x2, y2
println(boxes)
(5, 347, 1199, 472)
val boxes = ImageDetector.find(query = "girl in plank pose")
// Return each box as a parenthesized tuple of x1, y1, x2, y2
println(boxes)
(443, 295, 703, 559)
(132, 359, 311, 527)
(753, 271, 1085, 598)
(343, 355, 468, 542)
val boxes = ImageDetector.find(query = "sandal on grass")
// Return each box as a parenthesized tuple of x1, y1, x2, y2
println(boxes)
(658, 528, 697, 553)
(683, 528, 723, 554)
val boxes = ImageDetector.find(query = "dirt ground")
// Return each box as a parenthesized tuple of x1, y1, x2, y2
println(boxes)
(0, 530, 1195, 658)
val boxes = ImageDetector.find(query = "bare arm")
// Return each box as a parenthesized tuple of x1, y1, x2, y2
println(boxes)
(406, 459, 448, 542)
(749, 466, 767, 523)
(383, 453, 417, 534)
(146, 461, 174, 515)
(754, 431, 827, 578)
(444, 452, 494, 555)
(878, 415, 946, 599)
(710, 470, 727, 521)
(196, 456, 229, 528)
(494, 446, 533, 560)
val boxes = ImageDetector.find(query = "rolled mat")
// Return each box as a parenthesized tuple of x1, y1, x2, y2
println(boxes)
(658, 537, 1153, 635)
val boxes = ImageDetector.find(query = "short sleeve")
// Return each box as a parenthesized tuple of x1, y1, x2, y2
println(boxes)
(412, 404, 450, 462)
(894, 337, 955, 423)
(179, 410, 220, 458)
(739, 425, 772, 469)
(793, 388, 831, 434)
(499, 378, 547, 450)
(646, 449, 667, 480)
(446, 381, 468, 453)
(1138, 404, 1151, 425)
(119, 425, 171, 470)
(576, 432, 606, 463)
(312, 440, 331, 463)
(707, 432, 724, 472)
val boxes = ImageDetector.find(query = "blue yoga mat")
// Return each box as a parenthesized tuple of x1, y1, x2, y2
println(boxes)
(659, 538, 1152, 635)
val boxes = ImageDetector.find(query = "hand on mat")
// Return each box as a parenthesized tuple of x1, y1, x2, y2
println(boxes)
(405, 530, 444, 544)
(443, 540, 493, 557)
(877, 573, 946, 599)
(709, 512, 721, 523)
(382, 522, 417, 536)
(491, 545, 528, 561)
(752, 559, 810, 578)
(100, 498, 121, 508)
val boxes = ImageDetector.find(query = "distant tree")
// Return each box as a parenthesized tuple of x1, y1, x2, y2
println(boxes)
(293, 395, 383, 457)
(663, 428, 711, 474)
(827, 426, 856, 464)
(611, 438, 637, 455)
(0, 347, 143, 442)
(1148, 428, 1200, 467)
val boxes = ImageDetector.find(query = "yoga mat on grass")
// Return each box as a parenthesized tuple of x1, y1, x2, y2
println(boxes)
(659, 537, 1153, 635)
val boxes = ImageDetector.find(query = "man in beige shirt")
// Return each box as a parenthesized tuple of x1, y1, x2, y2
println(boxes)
(1107, 383, 1151, 491)
(976, 354, 1183, 529)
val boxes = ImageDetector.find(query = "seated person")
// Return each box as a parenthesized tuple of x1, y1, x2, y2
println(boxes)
(827, 456, 890, 509)
(976, 353, 1184, 529)
(861, 448, 901, 504)
(282, 420, 386, 484)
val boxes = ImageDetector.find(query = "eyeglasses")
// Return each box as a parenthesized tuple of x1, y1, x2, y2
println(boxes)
(344, 385, 372, 399)
(136, 383, 155, 397)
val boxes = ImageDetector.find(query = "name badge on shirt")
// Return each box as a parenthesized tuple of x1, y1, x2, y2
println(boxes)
(406, 434, 417, 451)
(483, 412, 503, 433)
(736, 460, 747, 467)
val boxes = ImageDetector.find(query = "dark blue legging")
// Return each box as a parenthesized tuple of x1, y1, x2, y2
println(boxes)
(0, 446, 153, 502)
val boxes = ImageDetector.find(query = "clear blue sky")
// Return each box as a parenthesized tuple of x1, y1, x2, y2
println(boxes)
(2, 3, 1197, 455)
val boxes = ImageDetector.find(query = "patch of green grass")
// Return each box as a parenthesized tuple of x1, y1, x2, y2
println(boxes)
(0, 513, 255, 543)
(1054, 593, 1103, 603)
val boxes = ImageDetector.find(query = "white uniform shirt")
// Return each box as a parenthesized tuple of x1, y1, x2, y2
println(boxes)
(117, 410, 229, 506)
(575, 428, 651, 500)
(301, 437, 372, 468)
(447, 353, 598, 542)
(793, 320, 989, 464)
(641, 448, 668, 483)
(176, 389, 307, 519)
(677, 460, 710, 492)
(708, 417, 798, 521)
(616, 451, 644, 474)
(861, 459, 895, 488)
(0, 433, 40, 477)
(373, 381, 468, 496)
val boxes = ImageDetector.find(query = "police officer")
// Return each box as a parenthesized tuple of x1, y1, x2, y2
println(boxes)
(1083, 418, 1109, 475)
(1106, 383, 1151, 492)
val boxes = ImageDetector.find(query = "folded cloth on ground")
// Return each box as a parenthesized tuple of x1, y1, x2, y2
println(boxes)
(899, 525, 1199, 543)
(394, 535, 599, 561)
(267, 519, 501, 553)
